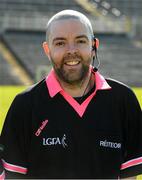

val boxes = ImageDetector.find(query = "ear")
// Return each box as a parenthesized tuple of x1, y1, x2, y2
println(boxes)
(42, 42, 50, 59)
(94, 38, 99, 49)
(91, 38, 99, 57)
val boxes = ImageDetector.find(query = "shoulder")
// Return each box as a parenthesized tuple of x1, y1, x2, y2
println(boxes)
(12, 78, 47, 107)
(105, 78, 139, 105)
(17, 78, 46, 98)
(106, 78, 134, 94)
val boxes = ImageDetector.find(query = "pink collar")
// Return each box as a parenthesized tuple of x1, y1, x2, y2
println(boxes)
(46, 68, 111, 98)
(45, 68, 111, 117)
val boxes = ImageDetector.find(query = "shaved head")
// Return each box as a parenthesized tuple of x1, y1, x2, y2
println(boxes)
(46, 10, 94, 42)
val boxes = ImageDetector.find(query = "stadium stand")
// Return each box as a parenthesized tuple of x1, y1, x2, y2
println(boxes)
(1, 30, 142, 87)
(0, 0, 141, 86)
(0, 0, 88, 15)
(98, 34, 142, 87)
(0, 51, 22, 85)
(87, 0, 142, 38)
(99, 0, 142, 17)
(88, 0, 142, 17)
(1, 30, 48, 81)
(0, 0, 128, 33)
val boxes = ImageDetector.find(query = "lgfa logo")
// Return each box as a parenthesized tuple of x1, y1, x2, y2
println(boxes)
(43, 134, 68, 148)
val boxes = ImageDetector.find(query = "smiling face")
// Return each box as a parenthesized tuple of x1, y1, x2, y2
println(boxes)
(46, 18, 94, 85)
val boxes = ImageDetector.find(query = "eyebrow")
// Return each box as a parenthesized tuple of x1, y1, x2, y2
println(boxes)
(75, 35, 89, 40)
(52, 35, 89, 44)
(52, 37, 66, 44)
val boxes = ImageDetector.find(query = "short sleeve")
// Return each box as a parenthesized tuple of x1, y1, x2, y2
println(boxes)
(0, 91, 32, 178)
(120, 88, 142, 178)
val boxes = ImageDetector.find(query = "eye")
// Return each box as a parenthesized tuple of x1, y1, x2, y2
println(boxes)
(55, 41, 65, 46)
(77, 39, 87, 44)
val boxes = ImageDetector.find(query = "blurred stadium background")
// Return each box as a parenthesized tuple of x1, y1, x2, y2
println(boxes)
(0, 1, 142, 174)
(0, 0, 142, 121)
(0, 0, 142, 86)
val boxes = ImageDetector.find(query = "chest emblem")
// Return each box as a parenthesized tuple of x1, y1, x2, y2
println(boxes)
(43, 134, 68, 148)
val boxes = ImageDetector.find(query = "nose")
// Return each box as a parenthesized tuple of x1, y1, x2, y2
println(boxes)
(66, 43, 78, 54)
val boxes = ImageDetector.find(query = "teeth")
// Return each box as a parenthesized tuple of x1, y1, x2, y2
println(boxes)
(65, 61, 79, 65)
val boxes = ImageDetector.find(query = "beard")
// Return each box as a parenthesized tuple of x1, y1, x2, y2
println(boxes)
(51, 54, 91, 85)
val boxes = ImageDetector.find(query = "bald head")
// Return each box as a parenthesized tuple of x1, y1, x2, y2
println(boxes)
(46, 10, 94, 42)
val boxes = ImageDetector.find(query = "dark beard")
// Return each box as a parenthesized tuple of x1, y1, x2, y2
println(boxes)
(50, 53, 91, 85)
(54, 63, 89, 85)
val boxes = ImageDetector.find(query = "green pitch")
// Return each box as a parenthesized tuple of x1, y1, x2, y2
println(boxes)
(0, 86, 26, 132)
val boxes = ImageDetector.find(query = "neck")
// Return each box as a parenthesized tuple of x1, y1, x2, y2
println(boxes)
(57, 71, 95, 97)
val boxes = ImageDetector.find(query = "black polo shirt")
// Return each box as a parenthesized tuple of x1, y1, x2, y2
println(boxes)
(0, 69, 142, 179)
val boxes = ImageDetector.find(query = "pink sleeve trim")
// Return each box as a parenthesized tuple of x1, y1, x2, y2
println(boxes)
(121, 157, 142, 170)
(2, 159, 27, 174)
(0, 171, 5, 180)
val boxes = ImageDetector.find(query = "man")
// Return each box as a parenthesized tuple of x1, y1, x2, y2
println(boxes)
(0, 10, 142, 179)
